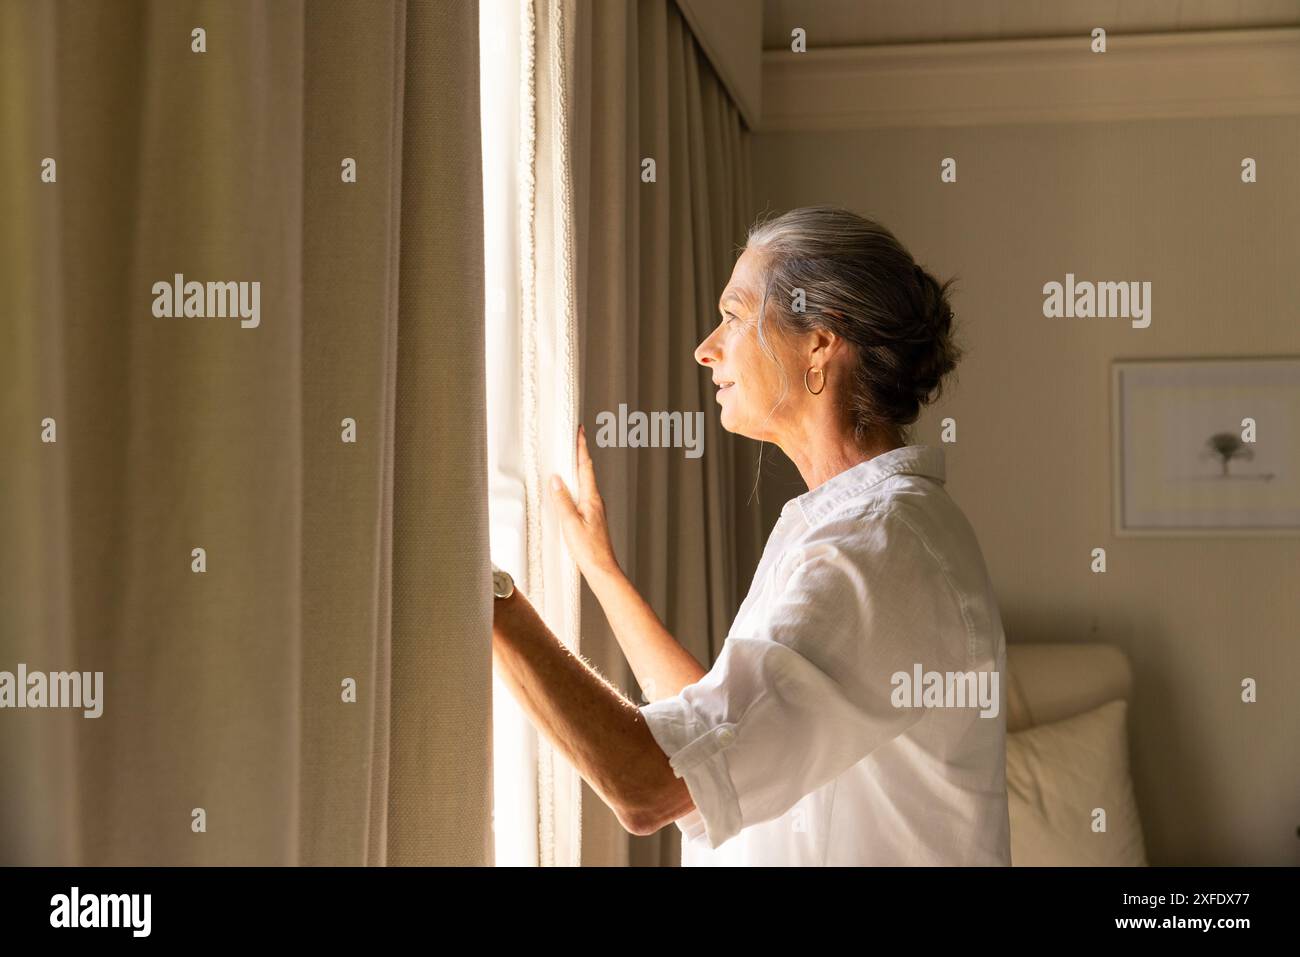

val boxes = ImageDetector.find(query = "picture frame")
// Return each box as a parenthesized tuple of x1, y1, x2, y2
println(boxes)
(1111, 357, 1300, 537)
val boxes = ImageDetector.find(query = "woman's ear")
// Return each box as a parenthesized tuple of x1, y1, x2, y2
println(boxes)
(807, 326, 841, 365)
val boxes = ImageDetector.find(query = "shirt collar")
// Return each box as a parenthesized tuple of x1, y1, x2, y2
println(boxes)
(785, 444, 947, 526)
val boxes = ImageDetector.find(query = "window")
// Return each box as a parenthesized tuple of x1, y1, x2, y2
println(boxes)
(480, 0, 535, 867)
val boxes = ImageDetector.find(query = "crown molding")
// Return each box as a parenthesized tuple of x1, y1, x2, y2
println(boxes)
(758, 27, 1300, 132)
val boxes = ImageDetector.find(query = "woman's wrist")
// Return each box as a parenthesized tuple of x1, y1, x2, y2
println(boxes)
(582, 556, 626, 595)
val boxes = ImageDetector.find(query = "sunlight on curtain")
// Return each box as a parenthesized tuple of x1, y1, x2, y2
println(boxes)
(523, 0, 584, 867)
(480, 0, 537, 867)
(480, 0, 584, 868)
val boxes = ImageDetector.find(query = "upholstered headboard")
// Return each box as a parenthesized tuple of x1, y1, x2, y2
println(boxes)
(1005, 642, 1134, 733)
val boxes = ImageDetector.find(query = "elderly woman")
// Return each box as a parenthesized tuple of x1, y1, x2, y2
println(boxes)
(491, 206, 1011, 866)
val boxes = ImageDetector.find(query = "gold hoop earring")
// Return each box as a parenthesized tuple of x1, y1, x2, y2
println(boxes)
(804, 367, 825, 396)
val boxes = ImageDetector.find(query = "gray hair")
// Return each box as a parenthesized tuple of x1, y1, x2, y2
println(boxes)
(744, 205, 962, 448)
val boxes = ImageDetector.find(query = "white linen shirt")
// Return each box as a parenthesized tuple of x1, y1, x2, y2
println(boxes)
(638, 444, 1011, 866)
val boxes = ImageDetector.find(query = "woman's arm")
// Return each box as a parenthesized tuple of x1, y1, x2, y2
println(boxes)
(491, 585, 696, 835)
(548, 425, 707, 701)
(578, 561, 707, 701)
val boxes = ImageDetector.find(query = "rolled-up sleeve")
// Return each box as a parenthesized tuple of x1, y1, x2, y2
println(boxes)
(639, 509, 959, 850)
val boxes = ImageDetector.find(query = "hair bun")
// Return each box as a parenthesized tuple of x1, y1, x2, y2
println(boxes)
(910, 263, 961, 402)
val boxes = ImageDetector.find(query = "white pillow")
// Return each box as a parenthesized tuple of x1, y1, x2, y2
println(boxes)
(1007, 698, 1147, 866)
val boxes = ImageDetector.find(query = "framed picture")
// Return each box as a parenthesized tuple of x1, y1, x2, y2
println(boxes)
(1111, 357, 1300, 537)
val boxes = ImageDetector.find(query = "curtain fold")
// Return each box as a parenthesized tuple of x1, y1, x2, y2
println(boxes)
(564, 0, 763, 867)
(0, 0, 491, 867)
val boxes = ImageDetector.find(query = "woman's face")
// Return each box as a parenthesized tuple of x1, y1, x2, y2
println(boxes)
(694, 246, 801, 442)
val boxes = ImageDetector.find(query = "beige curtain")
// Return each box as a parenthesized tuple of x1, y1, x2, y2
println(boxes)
(0, 0, 491, 866)
(557, 0, 764, 867)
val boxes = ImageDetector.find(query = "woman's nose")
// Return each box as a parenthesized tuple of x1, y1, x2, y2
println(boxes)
(694, 325, 721, 367)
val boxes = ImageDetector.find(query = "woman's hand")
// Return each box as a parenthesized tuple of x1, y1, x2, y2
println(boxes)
(549, 425, 620, 580)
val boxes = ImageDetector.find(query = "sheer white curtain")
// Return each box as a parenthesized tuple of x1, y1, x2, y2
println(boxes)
(481, 0, 584, 867)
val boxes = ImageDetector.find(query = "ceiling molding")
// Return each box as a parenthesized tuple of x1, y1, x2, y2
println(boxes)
(758, 27, 1300, 132)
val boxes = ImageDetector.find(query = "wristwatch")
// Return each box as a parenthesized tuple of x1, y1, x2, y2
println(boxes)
(491, 562, 515, 600)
